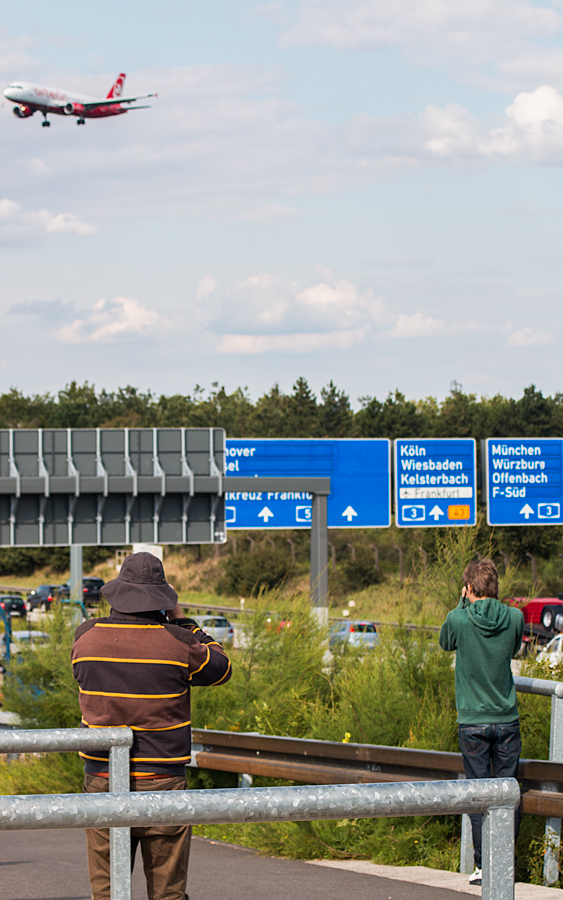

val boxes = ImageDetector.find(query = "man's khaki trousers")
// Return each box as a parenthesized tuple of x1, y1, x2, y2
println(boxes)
(84, 774, 191, 900)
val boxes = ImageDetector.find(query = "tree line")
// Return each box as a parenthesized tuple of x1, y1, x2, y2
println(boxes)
(1, 379, 561, 440)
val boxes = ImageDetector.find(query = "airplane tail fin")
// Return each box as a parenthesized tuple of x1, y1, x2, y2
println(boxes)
(106, 73, 126, 99)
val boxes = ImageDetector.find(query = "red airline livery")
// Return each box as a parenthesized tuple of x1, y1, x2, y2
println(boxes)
(3, 73, 156, 126)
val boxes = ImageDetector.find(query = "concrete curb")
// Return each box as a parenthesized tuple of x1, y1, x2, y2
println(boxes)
(306, 859, 563, 897)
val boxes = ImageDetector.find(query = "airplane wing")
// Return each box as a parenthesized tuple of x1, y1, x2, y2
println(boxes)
(81, 93, 157, 108)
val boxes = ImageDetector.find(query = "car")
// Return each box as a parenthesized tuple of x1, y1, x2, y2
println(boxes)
(60, 577, 105, 606)
(0, 595, 26, 617)
(329, 620, 379, 650)
(194, 616, 234, 643)
(537, 634, 563, 667)
(25, 585, 64, 612)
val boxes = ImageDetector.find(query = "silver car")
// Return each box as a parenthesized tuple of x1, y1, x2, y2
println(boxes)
(329, 620, 379, 650)
(194, 615, 234, 643)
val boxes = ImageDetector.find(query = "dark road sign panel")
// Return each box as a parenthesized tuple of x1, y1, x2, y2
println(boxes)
(0, 428, 226, 546)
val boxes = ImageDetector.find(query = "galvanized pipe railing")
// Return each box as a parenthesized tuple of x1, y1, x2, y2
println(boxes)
(0, 727, 133, 900)
(516, 675, 563, 885)
(0, 777, 520, 900)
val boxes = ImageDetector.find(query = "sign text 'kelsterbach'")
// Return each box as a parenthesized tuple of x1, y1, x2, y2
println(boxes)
(399, 444, 468, 488)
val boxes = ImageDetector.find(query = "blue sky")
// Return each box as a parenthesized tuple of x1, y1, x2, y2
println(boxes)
(1, 0, 563, 405)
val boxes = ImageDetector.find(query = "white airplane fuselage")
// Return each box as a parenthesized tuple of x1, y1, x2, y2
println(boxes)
(4, 81, 128, 119)
(3, 74, 154, 125)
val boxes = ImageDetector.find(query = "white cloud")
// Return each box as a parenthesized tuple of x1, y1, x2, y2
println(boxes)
(58, 297, 160, 344)
(216, 329, 364, 353)
(3, 54, 563, 231)
(196, 274, 218, 301)
(0, 197, 97, 240)
(387, 313, 450, 338)
(209, 270, 385, 338)
(346, 85, 563, 168)
(273, 0, 563, 84)
(204, 270, 386, 352)
(0, 28, 41, 77)
(507, 326, 553, 346)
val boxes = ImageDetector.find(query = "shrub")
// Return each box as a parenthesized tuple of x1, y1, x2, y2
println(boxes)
(216, 546, 293, 596)
(333, 547, 382, 594)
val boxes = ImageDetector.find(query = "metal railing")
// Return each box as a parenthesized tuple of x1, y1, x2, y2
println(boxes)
(0, 767, 520, 900)
(0, 727, 133, 900)
(186, 673, 563, 886)
(1, 674, 561, 890)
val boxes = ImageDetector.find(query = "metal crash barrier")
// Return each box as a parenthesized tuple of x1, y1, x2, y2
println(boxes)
(0, 727, 133, 899)
(0, 768, 519, 900)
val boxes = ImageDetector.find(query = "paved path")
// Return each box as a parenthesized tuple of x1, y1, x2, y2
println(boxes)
(2, 830, 562, 900)
(0, 830, 471, 900)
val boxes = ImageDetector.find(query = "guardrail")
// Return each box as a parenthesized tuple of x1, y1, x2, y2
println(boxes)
(0, 771, 519, 900)
(188, 672, 563, 885)
(1, 673, 561, 886)
(0, 727, 133, 900)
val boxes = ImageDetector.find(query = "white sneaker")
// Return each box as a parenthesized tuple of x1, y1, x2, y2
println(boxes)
(469, 867, 482, 885)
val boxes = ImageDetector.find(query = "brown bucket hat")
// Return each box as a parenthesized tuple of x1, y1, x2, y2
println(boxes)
(101, 552, 178, 613)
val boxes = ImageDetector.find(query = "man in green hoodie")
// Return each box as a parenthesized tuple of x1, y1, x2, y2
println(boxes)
(439, 558, 524, 886)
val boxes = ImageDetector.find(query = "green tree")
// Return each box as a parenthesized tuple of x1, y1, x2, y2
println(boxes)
(318, 381, 353, 437)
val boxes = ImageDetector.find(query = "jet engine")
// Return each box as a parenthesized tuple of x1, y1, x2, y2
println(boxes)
(13, 105, 33, 118)
(64, 102, 85, 116)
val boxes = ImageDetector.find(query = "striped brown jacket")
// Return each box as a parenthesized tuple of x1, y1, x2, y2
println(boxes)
(72, 611, 231, 774)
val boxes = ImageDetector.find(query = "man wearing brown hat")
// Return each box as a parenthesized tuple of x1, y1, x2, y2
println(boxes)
(72, 551, 232, 900)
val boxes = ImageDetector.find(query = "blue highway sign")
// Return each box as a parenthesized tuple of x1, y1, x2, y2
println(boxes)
(225, 439, 391, 529)
(486, 438, 563, 526)
(395, 438, 477, 527)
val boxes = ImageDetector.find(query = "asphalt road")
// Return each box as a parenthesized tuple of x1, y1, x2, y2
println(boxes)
(0, 829, 470, 900)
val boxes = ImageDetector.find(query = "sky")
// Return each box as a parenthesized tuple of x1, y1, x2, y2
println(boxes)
(1, 0, 563, 407)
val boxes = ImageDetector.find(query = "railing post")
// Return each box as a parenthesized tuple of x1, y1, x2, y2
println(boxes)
(458, 772, 475, 874)
(109, 744, 131, 900)
(481, 805, 515, 900)
(544, 692, 563, 885)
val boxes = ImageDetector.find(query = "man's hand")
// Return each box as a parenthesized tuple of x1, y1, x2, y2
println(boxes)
(167, 601, 184, 620)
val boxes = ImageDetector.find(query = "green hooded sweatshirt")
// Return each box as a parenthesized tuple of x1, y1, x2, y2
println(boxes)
(439, 596, 524, 725)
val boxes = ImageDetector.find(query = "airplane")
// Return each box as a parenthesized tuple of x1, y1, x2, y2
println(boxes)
(3, 73, 157, 127)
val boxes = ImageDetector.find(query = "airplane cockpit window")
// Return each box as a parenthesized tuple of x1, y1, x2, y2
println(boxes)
(10, 85, 23, 89)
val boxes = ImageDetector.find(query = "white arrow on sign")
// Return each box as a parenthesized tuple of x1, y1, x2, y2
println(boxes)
(258, 506, 274, 522)
(429, 505, 444, 521)
(520, 503, 534, 520)
(342, 506, 358, 522)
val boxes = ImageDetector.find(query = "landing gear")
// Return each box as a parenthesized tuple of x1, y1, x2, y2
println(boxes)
(41, 113, 50, 127)
(77, 118, 85, 125)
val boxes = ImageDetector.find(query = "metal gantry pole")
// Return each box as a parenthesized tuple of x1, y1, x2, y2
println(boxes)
(70, 544, 83, 602)
(109, 744, 132, 900)
(310, 493, 328, 624)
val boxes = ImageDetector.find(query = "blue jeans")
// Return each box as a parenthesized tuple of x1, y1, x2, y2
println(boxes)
(458, 721, 522, 868)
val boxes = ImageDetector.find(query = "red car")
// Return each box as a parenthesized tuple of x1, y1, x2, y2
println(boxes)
(508, 597, 563, 632)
